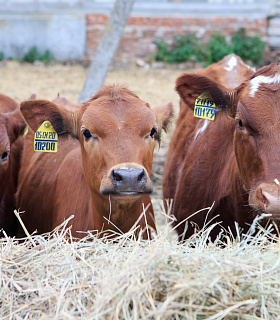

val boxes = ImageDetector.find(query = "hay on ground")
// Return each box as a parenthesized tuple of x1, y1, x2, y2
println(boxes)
(1, 208, 280, 320)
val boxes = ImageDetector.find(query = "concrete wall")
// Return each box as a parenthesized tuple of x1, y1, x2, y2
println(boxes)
(0, 14, 86, 60)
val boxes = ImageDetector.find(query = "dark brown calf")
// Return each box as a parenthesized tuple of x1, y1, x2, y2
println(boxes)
(17, 85, 173, 238)
(163, 54, 280, 241)
(0, 93, 26, 236)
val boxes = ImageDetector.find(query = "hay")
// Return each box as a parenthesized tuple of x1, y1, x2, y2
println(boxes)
(1, 209, 280, 320)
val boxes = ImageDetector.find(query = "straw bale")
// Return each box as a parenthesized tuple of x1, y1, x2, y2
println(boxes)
(1, 214, 280, 319)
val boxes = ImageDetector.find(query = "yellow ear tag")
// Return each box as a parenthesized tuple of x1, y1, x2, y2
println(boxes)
(23, 125, 28, 137)
(34, 121, 58, 153)
(194, 92, 215, 121)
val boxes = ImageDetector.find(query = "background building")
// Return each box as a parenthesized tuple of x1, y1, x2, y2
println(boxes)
(0, 0, 278, 61)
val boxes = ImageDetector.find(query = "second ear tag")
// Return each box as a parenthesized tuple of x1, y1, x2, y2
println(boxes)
(34, 121, 58, 153)
(194, 92, 216, 121)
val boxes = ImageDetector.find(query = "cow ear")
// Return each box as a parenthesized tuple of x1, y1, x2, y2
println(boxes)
(151, 102, 174, 144)
(152, 102, 174, 133)
(5, 109, 27, 144)
(20, 100, 80, 138)
(175, 73, 236, 115)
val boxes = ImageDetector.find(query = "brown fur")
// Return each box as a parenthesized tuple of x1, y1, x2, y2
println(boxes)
(163, 54, 280, 241)
(17, 85, 173, 239)
(0, 93, 26, 236)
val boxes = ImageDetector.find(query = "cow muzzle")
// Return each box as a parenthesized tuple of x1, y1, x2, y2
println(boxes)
(249, 182, 280, 219)
(100, 163, 153, 203)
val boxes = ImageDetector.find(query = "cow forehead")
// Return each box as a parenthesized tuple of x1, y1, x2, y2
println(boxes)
(238, 70, 280, 125)
(249, 72, 280, 97)
(224, 55, 238, 71)
(0, 118, 7, 133)
(81, 98, 156, 133)
(201, 54, 254, 89)
(237, 89, 280, 131)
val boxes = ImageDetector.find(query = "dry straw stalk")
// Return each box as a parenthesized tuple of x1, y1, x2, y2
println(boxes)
(1, 210, 280, 319)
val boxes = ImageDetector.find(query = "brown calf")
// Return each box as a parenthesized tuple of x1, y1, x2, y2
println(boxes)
(52, 94, 81, 111)
(163, 54, 280, 241)
(17, 85, 173, 238)
(0, 93, 26, 236)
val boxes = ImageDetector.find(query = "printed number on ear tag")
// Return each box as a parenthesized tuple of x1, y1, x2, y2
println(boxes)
(34, 121, 58, 153)
(194, 92, 215, 121)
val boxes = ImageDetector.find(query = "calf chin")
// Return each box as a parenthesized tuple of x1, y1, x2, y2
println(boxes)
(100, 163, 153, 203)
(249, 182, 280, 219)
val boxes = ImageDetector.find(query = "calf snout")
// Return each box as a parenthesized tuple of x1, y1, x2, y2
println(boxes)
(111, 168, 146, 189)
(100, 163, 153, 199)
(250, 182, 280, 218)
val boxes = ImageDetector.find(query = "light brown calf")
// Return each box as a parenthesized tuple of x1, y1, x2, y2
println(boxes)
(17, 85, 173, 238)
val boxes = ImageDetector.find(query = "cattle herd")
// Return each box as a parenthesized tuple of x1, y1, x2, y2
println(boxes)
(1, 53, 280, 242)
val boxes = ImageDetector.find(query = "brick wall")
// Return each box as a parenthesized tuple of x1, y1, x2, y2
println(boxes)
(87, 14, 268, 62)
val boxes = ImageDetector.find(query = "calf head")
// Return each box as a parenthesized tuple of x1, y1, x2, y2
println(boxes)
(176, 63, 280, 219)
(20, 85, 173, 205)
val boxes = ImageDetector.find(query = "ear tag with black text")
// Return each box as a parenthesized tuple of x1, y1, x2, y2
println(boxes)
(194, 92, 215, 121)
(34, 121, 58, 152)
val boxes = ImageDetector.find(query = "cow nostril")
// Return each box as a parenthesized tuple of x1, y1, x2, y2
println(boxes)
(1, 151, 8, 162)
(138, 169, 146, 182)
(112, 170, 123, 182)
(257, 188, 269, 210)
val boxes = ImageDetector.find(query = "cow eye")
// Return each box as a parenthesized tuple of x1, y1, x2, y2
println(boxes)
(82, 129, 92, 140)
(150, 127, 157, 138)
(82, 129, 98, 141)
(1, 151, 9, 162)
(238, 119, 244, 129)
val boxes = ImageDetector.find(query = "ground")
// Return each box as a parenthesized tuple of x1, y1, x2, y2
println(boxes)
(0, 60, 199, 231)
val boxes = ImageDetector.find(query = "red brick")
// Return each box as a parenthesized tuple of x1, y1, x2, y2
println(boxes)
(86, 14, 268, 60)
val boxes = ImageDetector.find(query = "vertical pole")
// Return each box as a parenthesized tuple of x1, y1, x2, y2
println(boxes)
(79, 0, 135, 103)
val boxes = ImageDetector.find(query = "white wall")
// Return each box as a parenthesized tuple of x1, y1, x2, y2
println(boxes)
(0, 14, 86, 60)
